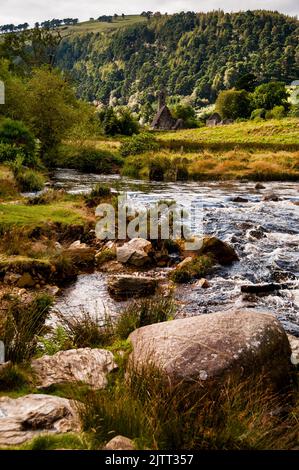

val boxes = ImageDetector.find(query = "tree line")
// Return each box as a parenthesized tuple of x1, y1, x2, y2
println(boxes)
(0, 18, 79, 34)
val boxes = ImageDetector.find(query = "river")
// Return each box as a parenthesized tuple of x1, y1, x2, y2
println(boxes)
(52, 169, 299, 335)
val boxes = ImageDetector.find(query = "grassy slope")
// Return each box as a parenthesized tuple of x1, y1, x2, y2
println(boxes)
(61, 15, 146, 36)
(158, 118, 299, 150)
(122, 119, 299, 181)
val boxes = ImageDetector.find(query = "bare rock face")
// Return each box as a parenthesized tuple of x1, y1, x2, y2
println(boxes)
(129, 310, 291, 389)
(0, 394, 79, 446)
(108, 275, 158, 300)
(31, 348, 117, 390)
(104, 435, 135, 450)
(116, 238, 153, 267)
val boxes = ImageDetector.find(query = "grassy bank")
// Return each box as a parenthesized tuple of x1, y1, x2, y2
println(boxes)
(158, 118, 299, 152)
(121, 119, 299, 181)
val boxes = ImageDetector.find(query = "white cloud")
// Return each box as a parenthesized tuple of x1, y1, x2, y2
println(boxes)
(0, 0, 297, 25)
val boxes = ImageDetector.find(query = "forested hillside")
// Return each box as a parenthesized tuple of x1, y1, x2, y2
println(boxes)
(56, 10, 299, 107)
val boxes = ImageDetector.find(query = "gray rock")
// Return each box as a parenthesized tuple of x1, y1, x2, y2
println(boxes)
(31, 348, 117, 390)
(108, 275, 158, 300)
(0, 394, 79, 446)
(128, 310, 291, 389)
(116, 238, 153, 267)
(104, 435, 135, 450)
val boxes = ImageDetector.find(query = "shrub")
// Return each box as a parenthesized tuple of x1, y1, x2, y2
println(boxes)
(56, 145, 123, 174)
(15, 169, 45, 192)
(2, 294, 54, 363)
(170, 255, 214, 283)
(215, 89, 252, 119)
(250, 108, 266, 120)
(97, 106, 139, 136)
(171, 104, 198, 128)
(115, 296, 176, 340)
(120, 133, 159, 157)
(37, 325, 73, 356)
(265, 105, 286, 120)
(252, 82, 289, 110)
(85, 183, 111, 207)
(0, 118, 38, 166)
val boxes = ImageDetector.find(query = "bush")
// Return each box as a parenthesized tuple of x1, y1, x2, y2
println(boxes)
(250, 108, 266, 120)
(97, 106, 139, 136)
(56, 145, 123, 173)
(85, 183, 112, 207)
(171, 104, 198, 128)
(120, 133, 160, 157)
(115, 296, 176, 340)
(252, 82, 289, 110)
(0, 118, 38, 166)
(216, 89, 252, 119)
(2, 294, 53, 363)
(265, 105, 286, 120)
(15, 169, 45, 192)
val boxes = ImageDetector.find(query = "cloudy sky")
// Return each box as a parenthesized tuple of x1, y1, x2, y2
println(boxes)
(1, 0, 298, 25)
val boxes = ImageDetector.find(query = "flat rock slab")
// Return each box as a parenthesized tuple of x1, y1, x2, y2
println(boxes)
(108, 275, 158, 300)
(31, 348, 117, 390)
(129, 310, 291, 389)
(0, 394, 79, 446)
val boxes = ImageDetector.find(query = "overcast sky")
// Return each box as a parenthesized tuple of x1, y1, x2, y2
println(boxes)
(1, 1, 298, 25)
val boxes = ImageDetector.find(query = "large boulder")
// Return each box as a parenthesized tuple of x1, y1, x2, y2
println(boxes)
(108, 275, 158, 300)
(66, 241, 96, 267)
(180, 236, 238, 265)
(128, 310, 292, 389)
(116, 238, 153, 267)
(0, 394, 79, 446)
(31, 348, 117, 390)
(198, 236, 239, 265)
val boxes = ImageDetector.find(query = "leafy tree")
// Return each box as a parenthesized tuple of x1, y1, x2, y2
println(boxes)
(252, 82, 289, 110)
(171, 104, 198, 128)
(235, 73, 257, 92)
(216, 89, 252, 119)
(26, 68, 78, 160)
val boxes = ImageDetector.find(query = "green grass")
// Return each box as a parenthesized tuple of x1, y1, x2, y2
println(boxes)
(1, 433, 88, 450)
(0, 202, 86, 231)
(158, 118, 299, 151)
(60, 15, 147, 36)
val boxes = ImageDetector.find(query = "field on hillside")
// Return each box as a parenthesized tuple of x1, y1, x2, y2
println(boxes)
(158, 119, 299, 151)
(61, 15, 146, 36)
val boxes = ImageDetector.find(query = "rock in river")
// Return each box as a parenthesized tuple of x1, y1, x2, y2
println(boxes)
(31, 348, 117, 390)
(0, 394, 79, 446)
(116, 238, 153, 267)
(128, 310, 292, 389)
(108, 275, 158, 300)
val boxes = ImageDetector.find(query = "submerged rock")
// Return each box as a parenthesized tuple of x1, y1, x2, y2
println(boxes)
(128, 310, 292, 389)
(31, 348, 117, 390)
(263, 193, 281, 202)
(108, 275, 158, 300)
(255, 183, 266, 190)
(0, 394, 79, 446)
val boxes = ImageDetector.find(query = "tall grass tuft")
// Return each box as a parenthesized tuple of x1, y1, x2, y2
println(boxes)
(2, 294, 53, 363)
(115, 295, 176, 340)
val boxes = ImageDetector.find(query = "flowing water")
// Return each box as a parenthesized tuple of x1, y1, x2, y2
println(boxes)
(52, 169, 299, 335)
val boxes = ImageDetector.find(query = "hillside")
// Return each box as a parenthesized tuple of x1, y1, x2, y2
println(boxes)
(60, 15, 146, 36)
(56, 10, 299, 107)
